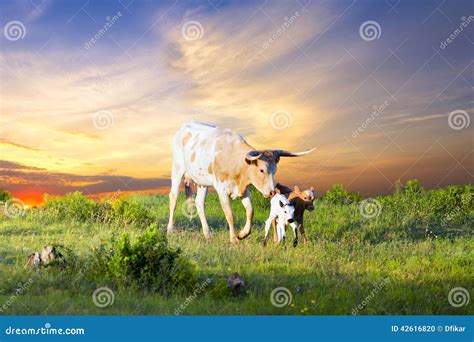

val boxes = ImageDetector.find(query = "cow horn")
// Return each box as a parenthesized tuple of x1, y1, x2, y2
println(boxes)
(246, 150, 262, 161)
(274, 147, 317, 157)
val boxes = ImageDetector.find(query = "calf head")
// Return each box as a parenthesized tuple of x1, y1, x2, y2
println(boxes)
(278, 196, 296, 225)
(245, 147, 316, 198)
(292, 185, 316, 211)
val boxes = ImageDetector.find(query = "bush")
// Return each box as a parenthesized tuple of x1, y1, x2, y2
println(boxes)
(42, 192, 97, 222)
(322, 184, 362, 205)
(110, 196, 154, 227)
(93, 226, 197, 295)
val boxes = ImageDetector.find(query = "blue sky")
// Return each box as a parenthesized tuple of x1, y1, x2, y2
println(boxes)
(0, 0, 472, 202)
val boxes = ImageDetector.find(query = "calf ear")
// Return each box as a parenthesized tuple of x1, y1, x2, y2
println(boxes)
(310, 186, 314, 191)
(279, 200, 284, 207)
(293, 185, 301, 194)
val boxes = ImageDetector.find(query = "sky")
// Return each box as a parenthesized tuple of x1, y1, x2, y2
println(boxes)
(0, 0, 472, 205)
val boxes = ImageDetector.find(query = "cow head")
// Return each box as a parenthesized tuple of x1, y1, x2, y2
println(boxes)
(245, 147, 316, 198)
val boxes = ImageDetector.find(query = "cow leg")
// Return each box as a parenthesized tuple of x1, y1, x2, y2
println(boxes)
(167, 164, 184, 235)
(195, 185, 211, 239)
(238, 191, 253, 240)
(216, 190, 237, 243)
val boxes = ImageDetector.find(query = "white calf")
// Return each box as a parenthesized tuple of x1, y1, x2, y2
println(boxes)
(263, 194, 298, 246)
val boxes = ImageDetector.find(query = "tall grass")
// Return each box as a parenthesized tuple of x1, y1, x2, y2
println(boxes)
(0, 181, 472, 315)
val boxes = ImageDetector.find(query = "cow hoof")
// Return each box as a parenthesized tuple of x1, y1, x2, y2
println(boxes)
(166, 226, 173, 235)
(237, 231, 250, 240)
(293, 240, 298, 247)
(230, 236, 239, 244)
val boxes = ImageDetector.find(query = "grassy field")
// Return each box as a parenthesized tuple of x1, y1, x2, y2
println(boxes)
(0, 182, 472, 315)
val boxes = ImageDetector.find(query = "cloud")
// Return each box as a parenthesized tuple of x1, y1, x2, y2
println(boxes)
(0, 160, 169, 195)
(0, 138, 39, 151)
(0, 1, 472, 196)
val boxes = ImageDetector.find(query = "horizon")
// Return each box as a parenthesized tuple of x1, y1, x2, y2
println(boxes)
(1, 0, 473, 206)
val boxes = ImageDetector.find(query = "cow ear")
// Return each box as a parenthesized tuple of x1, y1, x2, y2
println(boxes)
(293, 185, 301, 194)
(279, 200, 284, 207)
(246, 150, 262, 163)
(310, 186, 314, 191)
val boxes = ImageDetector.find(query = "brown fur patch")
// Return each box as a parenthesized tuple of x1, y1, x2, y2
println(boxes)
(208, 164, 213, 174)
(191, 152, 196, 162)
(182, 133, 192, 146)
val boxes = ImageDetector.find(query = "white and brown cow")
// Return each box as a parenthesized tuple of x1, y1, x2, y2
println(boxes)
(167, 121, 315, 243)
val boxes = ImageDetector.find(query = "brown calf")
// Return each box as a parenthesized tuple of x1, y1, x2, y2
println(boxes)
(272, 183, 315, 245)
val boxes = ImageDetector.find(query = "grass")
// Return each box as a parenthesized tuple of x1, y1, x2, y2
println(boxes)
(0, 182, 473, 315)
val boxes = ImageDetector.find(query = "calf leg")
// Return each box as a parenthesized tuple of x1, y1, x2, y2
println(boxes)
(195, 185, 211, 239)
(299, 219, 308, 244)
(291, 223, 299, 247)
(238, 191, 253, 240)
(272, 219, 278, 242)
(277, 222, 286, 243)
(263, 217, 274, 246)
(216, 189, 237, 243)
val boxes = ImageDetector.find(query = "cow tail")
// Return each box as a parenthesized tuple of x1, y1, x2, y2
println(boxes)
(184, 179, 194, 216)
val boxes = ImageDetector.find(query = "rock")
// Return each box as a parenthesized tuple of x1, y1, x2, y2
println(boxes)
(25, 252, 41, 268)
(25, 245, 66, 269)
(226, 272, 246, 289)
(40, 245, 57, 265)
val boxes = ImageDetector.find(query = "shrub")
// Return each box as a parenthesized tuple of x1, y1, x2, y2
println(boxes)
(94, 226, 197, 295)
(42, 192, 97, 222)
(322, 184, 362, 205)
(110, 196, 154, 227)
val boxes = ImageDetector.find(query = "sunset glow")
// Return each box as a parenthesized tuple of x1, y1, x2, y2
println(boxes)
(1, 1, 472, 203)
